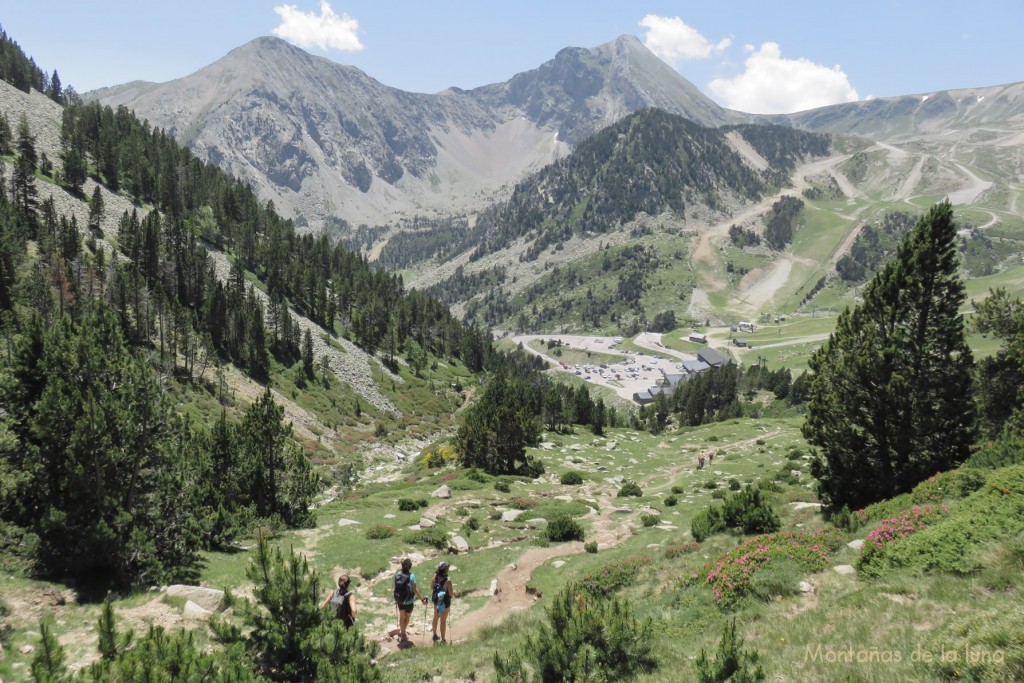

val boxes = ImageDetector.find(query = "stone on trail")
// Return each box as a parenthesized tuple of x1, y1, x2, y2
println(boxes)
(449, 535, 470, 553)
(432, 485, 452, 499)
(489, 579, 500, 595)
(419, 517, 436, 528)
(165, 585, 225, 612)
(847, 539, 865, 550)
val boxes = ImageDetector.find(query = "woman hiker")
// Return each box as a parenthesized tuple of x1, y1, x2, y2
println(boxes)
(430, 561, 454, 644)
(321, 574, 357, 628)
(395, 557, 428, 642)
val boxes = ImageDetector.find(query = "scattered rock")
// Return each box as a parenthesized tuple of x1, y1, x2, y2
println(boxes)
(384, 514, 396, 519)
(790, 502, 822, 510)
(833, 564, 856, 576)
(553, 495, 573, 502)
(501, 510, 524, 522)
(489, 579, 499, 595)
(432, 485, 452, 499)
(449, 535, 470, 553)
(799, 581, 814, 593)
(182, 600, 214, 620)
(525, 518, 547, 527)
(419, 517, 436, 528)
(507, 563, 517, 570)
(552, 561, 566, 569)
(337, 518, 361, 526)
(165, 585, 225, 612)
(19, 645, 34, 655)
(847, 539, 865, 550)
(606, 441, 618, 450)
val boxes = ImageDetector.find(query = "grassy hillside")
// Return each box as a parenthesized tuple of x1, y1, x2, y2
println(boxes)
(4, 417, 1021, 681)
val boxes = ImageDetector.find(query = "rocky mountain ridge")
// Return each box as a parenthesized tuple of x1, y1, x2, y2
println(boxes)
(90, 35, 735, 228)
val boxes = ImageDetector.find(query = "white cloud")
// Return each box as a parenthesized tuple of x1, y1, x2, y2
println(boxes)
(639, 15, 730, 62)
(708, 42, 859, 114)
(273, 1, 364, 51)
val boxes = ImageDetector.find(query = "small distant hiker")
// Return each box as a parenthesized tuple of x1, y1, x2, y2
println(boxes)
(394, 558, 428, 641)
(431, 561, 454, 644)
(708, 449, 716, 465)
(698, 453, 706, 469)
(321, 574, 357, 628)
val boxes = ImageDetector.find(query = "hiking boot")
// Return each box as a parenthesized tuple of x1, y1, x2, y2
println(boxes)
(432, 634, 440, 642)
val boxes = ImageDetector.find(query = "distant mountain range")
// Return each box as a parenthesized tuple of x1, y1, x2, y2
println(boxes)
(90, 35, 741, 227)
(91, 34, 1024, 232)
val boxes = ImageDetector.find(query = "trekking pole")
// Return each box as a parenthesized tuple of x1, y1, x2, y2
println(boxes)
(421, 600, 428, 646)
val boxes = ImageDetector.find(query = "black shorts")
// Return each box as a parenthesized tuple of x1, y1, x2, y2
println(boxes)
(397, 602, 415, 613)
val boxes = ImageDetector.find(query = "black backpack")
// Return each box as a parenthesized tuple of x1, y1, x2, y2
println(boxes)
(393, 571, 413, 603)
(431, 574, 448, 605)
(330, 590, 352, 621)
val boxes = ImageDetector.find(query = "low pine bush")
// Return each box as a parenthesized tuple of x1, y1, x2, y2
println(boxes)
(494, 480, 511, 493)
(694, 618, 766, 682)
(664, 495, 678, 507)
(691, 485, 780, 542)
(545, 513, 584, 543)
(618, 482, 643, 497)
(640, 513, 659, 527)
(691, 506, 725, 543)
(365, 524, 396, 540)
(584, 541, 598, 554)
(397, 498, 419, 512)
(560, 471, 584, 486)
(403, 527, 449, 549)
(574, 556, 653, 597)
(494, 587, 657, 682)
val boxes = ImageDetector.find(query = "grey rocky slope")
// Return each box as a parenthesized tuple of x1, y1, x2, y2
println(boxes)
(90, 35, 734, 229)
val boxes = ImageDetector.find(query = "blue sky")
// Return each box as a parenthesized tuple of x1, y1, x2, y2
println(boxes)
(1, 1, 1021, 114)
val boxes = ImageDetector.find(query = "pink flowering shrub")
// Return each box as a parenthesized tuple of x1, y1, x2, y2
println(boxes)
(857, 505, 950, 577)
(700, 528, 846, 606)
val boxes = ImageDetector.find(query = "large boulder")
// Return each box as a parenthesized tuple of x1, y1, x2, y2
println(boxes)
(432, 485, 452, 499)
(165, 585, 225, 612)
(183, 600, 213, 620)
(449, 535, 470, 553)
(501, 510, 524, 522)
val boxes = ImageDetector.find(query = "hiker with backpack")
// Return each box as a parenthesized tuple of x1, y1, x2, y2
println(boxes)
(430, 561, 454, 644)
(394, 557, 428, 642)
(321, 574, 357, 629)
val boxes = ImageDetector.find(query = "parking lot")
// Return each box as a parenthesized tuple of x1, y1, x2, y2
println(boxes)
(510, 334, 696, 403)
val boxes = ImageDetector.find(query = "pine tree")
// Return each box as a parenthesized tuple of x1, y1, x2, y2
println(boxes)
(803, 201, 976, 511)
(12, 113, 38, 231)
(88, 185, 104, 233)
